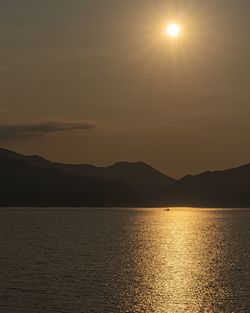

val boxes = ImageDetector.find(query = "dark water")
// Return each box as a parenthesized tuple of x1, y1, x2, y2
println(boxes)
(0, 208, 249, 313)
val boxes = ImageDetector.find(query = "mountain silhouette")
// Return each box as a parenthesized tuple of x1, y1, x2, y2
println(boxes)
(166, 164, 250, 207)
(1, 147, 250, 207)
(54, 162, 175, 193)
(0, 148, 175, 192)
(0, 156, 134, 207)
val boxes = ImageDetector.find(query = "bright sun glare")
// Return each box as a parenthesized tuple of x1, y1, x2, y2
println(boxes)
(166, 23, 180, 37)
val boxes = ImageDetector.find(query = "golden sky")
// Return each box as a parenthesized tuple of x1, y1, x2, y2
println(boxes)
(1, 0, 250, 177)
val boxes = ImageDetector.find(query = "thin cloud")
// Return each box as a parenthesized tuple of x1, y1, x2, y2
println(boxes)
(0, 121, 96, 142)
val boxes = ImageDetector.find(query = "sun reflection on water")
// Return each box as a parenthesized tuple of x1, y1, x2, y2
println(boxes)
(1, 208, 249, 312)
(116, 209, 249, 313)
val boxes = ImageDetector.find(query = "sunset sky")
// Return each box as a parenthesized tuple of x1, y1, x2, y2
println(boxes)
(1, 0, 250, 178)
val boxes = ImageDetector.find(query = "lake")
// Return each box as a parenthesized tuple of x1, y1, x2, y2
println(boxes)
(0, 208, 249, 312)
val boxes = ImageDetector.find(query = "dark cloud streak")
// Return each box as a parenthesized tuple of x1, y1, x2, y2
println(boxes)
(0, 121, 96, 142)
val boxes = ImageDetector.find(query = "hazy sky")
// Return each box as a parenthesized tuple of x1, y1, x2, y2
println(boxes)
(1, 0, 250, 177)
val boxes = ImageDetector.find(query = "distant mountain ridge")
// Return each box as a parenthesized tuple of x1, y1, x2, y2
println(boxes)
(1, 147, 250, 207)
(0, 156, 134, 207)
(0, 148, 175, 192)
(166, 163, 250, 207)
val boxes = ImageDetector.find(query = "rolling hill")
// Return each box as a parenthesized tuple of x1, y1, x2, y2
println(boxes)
(1, 147, 250, 207)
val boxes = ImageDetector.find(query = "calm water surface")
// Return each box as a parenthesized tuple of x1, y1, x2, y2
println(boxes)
(0, 208, 249, 313)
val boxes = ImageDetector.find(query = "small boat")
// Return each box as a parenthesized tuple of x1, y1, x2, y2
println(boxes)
(164, 208, 170, 211)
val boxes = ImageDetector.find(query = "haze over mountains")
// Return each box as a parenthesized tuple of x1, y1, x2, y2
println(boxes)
(1, 147, 250, 207)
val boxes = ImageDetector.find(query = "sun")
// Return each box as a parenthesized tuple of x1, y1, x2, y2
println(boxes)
(166, 23, 181, 37)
